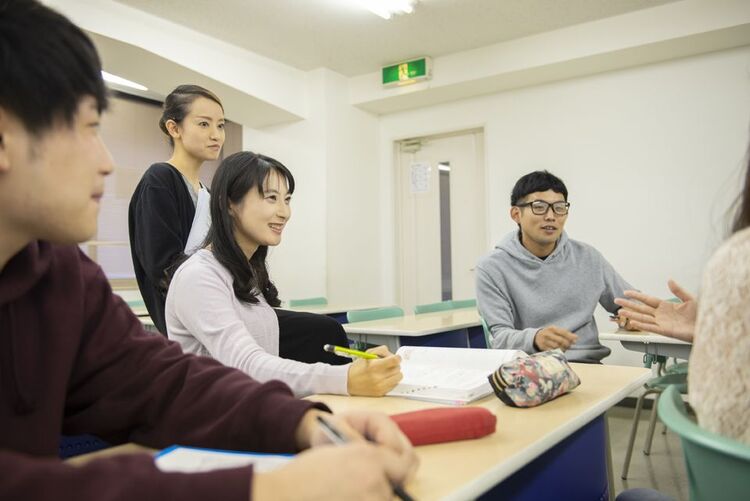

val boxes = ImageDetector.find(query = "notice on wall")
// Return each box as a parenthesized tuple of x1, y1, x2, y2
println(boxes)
(410, 162, 431, 193)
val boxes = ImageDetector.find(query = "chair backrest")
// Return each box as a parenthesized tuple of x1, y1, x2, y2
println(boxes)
(414, 300, 454, 314)
(288, 297, 328, 307)
(658, 386, 750, 501)
(450, 298, 477, 309)
(347, 306, 404, 323)
(414, 298, 477, 314)
(480, 316, 492, 348)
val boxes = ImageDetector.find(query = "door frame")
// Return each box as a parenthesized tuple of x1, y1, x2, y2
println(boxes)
(392, 127, 487, 311)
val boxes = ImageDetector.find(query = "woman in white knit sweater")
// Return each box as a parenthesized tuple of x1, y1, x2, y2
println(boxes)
(165, 151, 402, 397)
(615, 154, 750, 445)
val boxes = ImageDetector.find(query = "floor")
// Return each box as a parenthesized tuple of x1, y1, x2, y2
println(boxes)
(607, 404, 688, 501)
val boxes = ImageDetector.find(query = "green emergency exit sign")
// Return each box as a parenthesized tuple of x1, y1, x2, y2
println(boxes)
(382, 57, 432, 87)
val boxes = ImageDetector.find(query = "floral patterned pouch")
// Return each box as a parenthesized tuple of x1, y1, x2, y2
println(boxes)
(487, 349, 580, 407)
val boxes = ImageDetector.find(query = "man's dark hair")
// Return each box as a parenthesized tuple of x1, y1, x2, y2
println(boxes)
(510, 170, 568, 206)
(0, 0, 108, 134)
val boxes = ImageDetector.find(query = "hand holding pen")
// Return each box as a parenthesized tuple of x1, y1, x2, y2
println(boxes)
(254, 410, 419, 501)
(324, 345, 403, 396)
(316, 414, 418, 501)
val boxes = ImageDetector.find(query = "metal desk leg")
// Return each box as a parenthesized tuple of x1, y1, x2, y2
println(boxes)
(605, 415, 615, 501)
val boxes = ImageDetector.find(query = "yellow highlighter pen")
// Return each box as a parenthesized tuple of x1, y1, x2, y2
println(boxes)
(323, 344, 380, 360)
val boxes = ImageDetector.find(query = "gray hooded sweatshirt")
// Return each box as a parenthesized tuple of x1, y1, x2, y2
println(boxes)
(476, 231, 632, 363)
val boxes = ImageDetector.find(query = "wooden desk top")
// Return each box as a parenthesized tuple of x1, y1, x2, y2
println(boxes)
(599, 329, 691, 346)
(311, 363, 650, 501)
(66, 364, 649, 501)
(66, 443, 155, 466)
(343, 308, 481, 337)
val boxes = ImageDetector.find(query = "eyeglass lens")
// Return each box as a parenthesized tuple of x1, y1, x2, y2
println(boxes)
(530, 201, 569, 215)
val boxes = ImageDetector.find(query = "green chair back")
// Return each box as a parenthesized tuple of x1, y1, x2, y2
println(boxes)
(125, 299, 145, 309)
(480, 316, 492, 348)
(414, 300, 454, 314)
(451, 298, 477, 309)
(658, 386, 750, 501)
(413, 298, 477, 314)
(347, 306, 404, 323)
(288, 297, 328, 307)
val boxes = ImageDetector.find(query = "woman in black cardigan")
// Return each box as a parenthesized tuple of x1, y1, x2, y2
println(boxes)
(129, 85, 225, 334)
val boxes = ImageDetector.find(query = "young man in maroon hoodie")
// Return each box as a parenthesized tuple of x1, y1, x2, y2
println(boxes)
(0, 1, 416, 500)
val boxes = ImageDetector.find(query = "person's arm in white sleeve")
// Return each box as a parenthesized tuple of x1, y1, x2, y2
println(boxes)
(170, 262, 349, 397)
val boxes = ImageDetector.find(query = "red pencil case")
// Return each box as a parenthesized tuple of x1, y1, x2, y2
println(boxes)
(390, 407, 496, 446)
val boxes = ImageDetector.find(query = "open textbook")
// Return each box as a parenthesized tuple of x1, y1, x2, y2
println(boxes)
(155, 445, 291, 473)
(387, 346, 527, 405)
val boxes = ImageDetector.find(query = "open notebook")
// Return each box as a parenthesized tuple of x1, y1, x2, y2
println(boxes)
(387, 346, 527, 405)
(155, 445, 291, 473)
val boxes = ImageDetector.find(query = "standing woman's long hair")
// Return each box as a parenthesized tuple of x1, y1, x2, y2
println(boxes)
(207, 151, 295, 306)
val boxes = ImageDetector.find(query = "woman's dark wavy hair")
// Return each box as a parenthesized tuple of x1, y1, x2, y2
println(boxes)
(207, 151, 295, 306)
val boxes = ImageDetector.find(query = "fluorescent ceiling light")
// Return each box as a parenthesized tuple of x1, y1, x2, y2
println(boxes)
(101, 71, 148, 91)
(354, 0, 415, 20)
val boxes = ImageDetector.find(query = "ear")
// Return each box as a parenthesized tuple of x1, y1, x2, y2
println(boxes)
(510, 206, 521, 224)
(165, 119, 181, 140)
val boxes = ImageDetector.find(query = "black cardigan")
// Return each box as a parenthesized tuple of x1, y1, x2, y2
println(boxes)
(128, 163, 195, 334)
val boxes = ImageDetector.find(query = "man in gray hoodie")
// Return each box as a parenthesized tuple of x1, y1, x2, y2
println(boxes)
(476, 170, 634, 363)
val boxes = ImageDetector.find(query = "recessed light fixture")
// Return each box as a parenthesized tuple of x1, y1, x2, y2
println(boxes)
(354, 0, 416, 20)
(101, 71, 148, 91)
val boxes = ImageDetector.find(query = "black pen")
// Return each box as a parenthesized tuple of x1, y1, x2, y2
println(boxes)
(316, 415, 416, 501)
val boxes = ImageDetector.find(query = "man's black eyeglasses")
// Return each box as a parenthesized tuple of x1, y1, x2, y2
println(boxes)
(515, 200, 570, 216)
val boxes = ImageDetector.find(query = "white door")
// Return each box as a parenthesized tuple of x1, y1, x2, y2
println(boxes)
(396, 129, 486, 313)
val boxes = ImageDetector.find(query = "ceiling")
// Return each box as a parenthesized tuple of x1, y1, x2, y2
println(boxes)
(115, 0, 681, 77)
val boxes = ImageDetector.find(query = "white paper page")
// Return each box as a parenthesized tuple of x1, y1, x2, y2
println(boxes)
(155, 446, 291, 473)
(396, 346, 526, 373)
(387, 346, 527, 402)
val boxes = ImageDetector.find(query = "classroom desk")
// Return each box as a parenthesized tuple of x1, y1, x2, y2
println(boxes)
(599, 330, 692, 360)
(282, 303, 384, 323)
(343, 308, 486, 352)
(138, 316, 160, 334)
(313, 363, 651, 501)
(65, 443, 154, 466)
(66, 364, 649, 501)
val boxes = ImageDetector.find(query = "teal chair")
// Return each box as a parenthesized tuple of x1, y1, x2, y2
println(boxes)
(621, 370, 688, 479)
(126, 298, 145, 309)
(414, 300, 454, 314)
(288, 296, 328, 308)
(346, 306, 404, 323)
(450, 298, 477, 309)
(658, 385, 750, 501)
(346, 307, 404, 350)
(480, 316, 492, 348)
(414, 299, 477, 314)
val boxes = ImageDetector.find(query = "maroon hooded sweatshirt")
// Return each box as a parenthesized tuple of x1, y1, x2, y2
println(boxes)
(0, 241, 325, 500)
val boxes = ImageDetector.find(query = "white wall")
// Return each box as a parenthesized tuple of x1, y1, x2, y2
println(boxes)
(243, 71, 328, 301)
(244, 69, 381, 305)
(379, 46, 750, 365)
